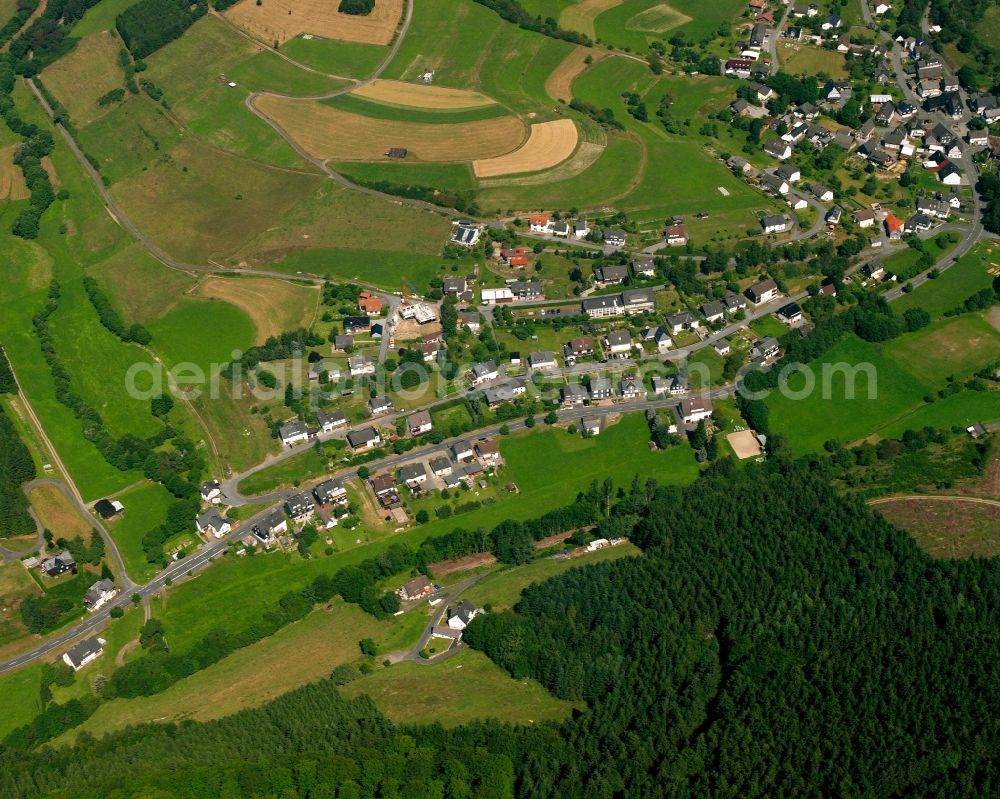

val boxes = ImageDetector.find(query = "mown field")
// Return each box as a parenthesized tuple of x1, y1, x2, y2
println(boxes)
(104, 481, 177, 582)
(893, 243, 998, 318)
(280, 35, 389, 79)
(765, 313, 1000, 453)
(593, 0, 745, 51)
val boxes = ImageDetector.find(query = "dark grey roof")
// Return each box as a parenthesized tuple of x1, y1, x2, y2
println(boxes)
(64, 636, 102, 668)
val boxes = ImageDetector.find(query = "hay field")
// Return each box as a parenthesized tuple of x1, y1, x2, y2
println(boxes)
(545, 45, 602, 102)
(190, 275, 321, 344)
(28, 484, 92, 541)
(472, 118, 578, 177)
(0, 144, 29, 200)
(254, 95, 526, 161)
(224, 0, 403, 46)
(559, 0, 623, 38)
(478, 141, 604, 186)
(40, 31, 123, 127)
(353, 79, 496, 109)
(625, 3, 692, 32)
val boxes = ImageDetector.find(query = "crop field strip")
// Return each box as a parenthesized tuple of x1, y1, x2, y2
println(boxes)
(279, 35, 389, 79)
(353, 80, 498, 109)
(0, 144, 29, 200)
(472, 118, 580, 177)
(545, 45, 604, 102)
(224, 0, 403, 46)
(254, 94, 528, 162)
(559, 0, 624, 38)
(324, 93, 510, 124)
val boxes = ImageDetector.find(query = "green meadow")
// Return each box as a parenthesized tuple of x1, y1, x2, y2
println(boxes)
(335, 160, 478, 194)
(105, 482, 178, 582)
(281, 36, 390, 80)
(325, 93, 511, 124)
(594, 0, 744, 51)
(146, 298, 256, 374)
(893, 244, 998, 318)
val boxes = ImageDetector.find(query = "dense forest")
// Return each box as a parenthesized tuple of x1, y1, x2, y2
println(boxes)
(2, 460, 998, 797)
(116, 0, 207, 60)
(0, 402, 36, 537)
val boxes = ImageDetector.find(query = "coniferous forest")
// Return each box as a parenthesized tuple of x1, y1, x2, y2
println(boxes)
(2, 460, 998, 798)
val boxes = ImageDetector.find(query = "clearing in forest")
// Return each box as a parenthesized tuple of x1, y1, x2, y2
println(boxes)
(874, 497, 1000, 560)
(253, 95, 526, 161)
(472, 118, 578, 177)
(224, 0, 403, 46)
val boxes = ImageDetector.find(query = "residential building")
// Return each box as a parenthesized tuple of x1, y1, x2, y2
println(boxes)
(604, 330, 632, 355)
(475, 439, 500, 462)
(664, 224, 688, 246)
(713, 339, 731, 356)
(528, 212, 551, 232)
(760, 173, 790, 196)
(853, 209, 876, 227)
(774, 164, 801, 183)
(450, 441, 474, 462)
(63, 637, 104, 671)
(593, 264, 629, 286)
(510, 280, 543, 300)
(483, 380, 526, 409)
(196, 509, 231, 538)
(279, 420, 310, 447)
(528, 351, 558, 370)
(619, 376, 643, 399)
(457, 310, 480, 332)
(447, 600, 483, 630)
(573, 219, 590, 237)
(812, 183, 834, 202)
(632, 255, 656, 278)
(589, 377, 614, 400)
(700, 300, 726, 324)
(679, 398, 713, 425)
(884, 213, 904, 239)
(481, 287, 514, 304)
(83, 579, 116, 612)
(285, 492, 315, 521)
(825, 205, 843, 225)
(778, 302, 803, 323)
(450, 223, 480, 247)
(603, 229, 627, 247)
(581, 294, 624, 318)
(348, 355, 375, 377)
(429, 456, 452, 477)
(347, 426, 382, 450)
(622, 288, 656, 314)
(761, 214, 790, 234)
(200, 480, 222, 504)
(763, 138, 792, 159)
(316, 410, 347, 433)
(442, 277, 468, 295)
(399, 462, 428, 488)
(581, 415, 602, 436)
(665, 311, 699, 334)
(470, 360, 499, 386)
(407, 410, 433, 436)
(358, 291, 383, 316)
(343, 316, 370, 334)
(752, 337, 780, 361)
(368, 395, 393, 416)
(747, 277, 779, 304)
(314, 479, 347, 506)
(332, 334, 354, 351)
(562, 383, 589, 407)
(398, 575, 433, 601)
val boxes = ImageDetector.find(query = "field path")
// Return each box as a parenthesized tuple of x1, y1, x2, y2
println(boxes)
(868, 495, 1000, 509)
(0, 0, 47, 54)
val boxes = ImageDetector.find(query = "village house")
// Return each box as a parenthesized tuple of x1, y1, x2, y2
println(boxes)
(41, 550, 76, 577)
(256, 509, 288, 543)
(619, 376, 643, 399)
(760, 173, 789, 196)
(510, 280, 543, 300)
(761, 214, 790, 234)
(551, 220, 570, 237)
(713, 339, 731, 356)
(622, 288, 656, 315)
(905, 212, 933, 234)
(752, 337, 780, 361)
(528, 212, 551, 232)
(332, 334, 354, 352)
(63, 637, 104, 671)
(884, 213, 904, 240)
(763, 138, 792, 160)
(285, 492, 315, 522)
(450, 441, 475, 462)
(574, 219, 590, 238)
(407, 410, 433, 436)
(723, 291, 748, 314)
(358, 291, 383, 316)
(562, 383, 589, 407)
(343, 316, 371, 335)
(457, 310, 481, 332)
(442, 277, 468, 295)
(200, 480, 222, 504)
(604, 330, 633, 356)
(679, 398, 713, 425)
(581, 416, 602, 436)
(774, 164, 801, 183)
(481, 287, 514, 305)
(589, 377, 614, 401)
(665, 311, 699, 334)
(399, 462, 428, 488)
(778, 302, 804, 323)
(593, 264, 630, 286)
(429, 456, 452, 478)
(314, 478, 347, 507)
(747, 277, 779, 305)
(470, 360, 499, 386)
(448, 600, 483, 630)
(853, 209, 877, 228)
(700, 300, 726, 324)
(316, 410, 347, 433)
(398, 575, 433, 602)
(347, 426, 382, 450)
(348, 355, 375, 377)
(725, 58, 753, 78)
(938, 162, 961, 185)
(370, 472, 397, 499)
(83, 579, 116, 612)
(368, 396, 393, 417)
(528, 351, 558, 371)
(564, 337, 595, 361)
(812, 183, 834, 202)
(862, 262, 886, 282)
(483, 380, 526, 409)
(603, 229, 627, 248)
(450, 222, 480, 247)
(632, 255, 656, 278)
(196, 509, 232, 538)
(279, 420, 310, 447)
(475, 439, 501, 463)
(665, 224, 688, 246)
(581, 294, 624, 318)
(500, 247, 529, 268)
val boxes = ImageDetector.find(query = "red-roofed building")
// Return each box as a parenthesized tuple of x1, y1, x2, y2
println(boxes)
(528, 213, 551, 232)
(501, 247, 529, 268)
(884, 213, 904, 239)
(358, 292, 384, 316)
(749, 0, 766, 9)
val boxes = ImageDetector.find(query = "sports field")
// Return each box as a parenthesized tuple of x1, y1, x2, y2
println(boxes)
(472, 119, 579, 177)
(253, 95, 527, 162)
(225, 0, 403, 46)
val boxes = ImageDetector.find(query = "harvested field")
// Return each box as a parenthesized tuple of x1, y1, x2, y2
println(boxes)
(224, 0, 403, 46)
(353, 79, 496, 109)
(545, 45, 602, 102)
(560, 0, 624, 38)
(28, 484, 92, 542)
(190, 275, 321, 344)
(472, 118, 578, 177)
(874, 497, 1000, 559)
(40, 31, 123, 127)
(0, 144, 29, 200)
(478, 140, 604, 187)
(253, 95, 526, 162)
(625, 3, 692, 32)
(726, 429, 763, 460)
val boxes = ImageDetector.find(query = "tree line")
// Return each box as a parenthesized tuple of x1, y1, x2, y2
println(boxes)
(473, 0, 592, 46)
(82, 277, 152, 345)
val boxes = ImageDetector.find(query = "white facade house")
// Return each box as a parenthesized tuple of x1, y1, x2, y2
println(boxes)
(279, 421, 310, 447)
(196, 509, 232, 538)
(63, 637, 104, 671)
(481, 287, 514, 305)
(679, 398, 713, 425)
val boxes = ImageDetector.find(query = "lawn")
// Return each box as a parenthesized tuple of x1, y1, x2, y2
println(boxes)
(462, 543, 641, 610)
(238, 446, 329, 496)
(893, 242, 998, 318)
(341, 647, 576, 727)
(60, 600, 395, 744)
(104, 481, 177, 582)
(765, 316, 1000, 453)
(779, 44, 848, 79)
(594, 0, 744, 51)
(882, 234, 959, 282)
(281, 35, 389, 79)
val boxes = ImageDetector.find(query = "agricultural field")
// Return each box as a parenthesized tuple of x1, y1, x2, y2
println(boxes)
(765, 314, 1000, 454)
(224, 0, 404, 46)
(875, 498, 1000, 560)
(354, 80, 498, 109)
(27, 483, 91, 543)
(472, 119, 579, 177)
(0, 143, 30, 200)
(189, 276, 321, 345)
(40, 31, 124, 128)
(592, 0, 745, 51)
(341, 648, 577, 727)
(0, 563, 43, 656)
(88, 245, 197, 323)
(70, 0, 141, 37)
(103, 481, 178, 583)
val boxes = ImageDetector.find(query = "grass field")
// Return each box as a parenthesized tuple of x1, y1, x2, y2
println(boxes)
(749, 314, 789, 339)
(104, 482, 177, 582)
(461, 543, 641, 610)
(779, 44, 848, 79)
(0, 563, 42, 655)
(875, 498, 1000, 559)
(882, 234, 958, 282)
(594, 0, 743, 50)
(70, 0, 140, 36)
(342, 647, 576, 727)
(765, 315, 1000, 453)
(877, 390, 1000, 438)
(238, 447, 329, 496)
(190, 275, 320, 345)
(325, 92, 508, 123)
(41, 31, 124, 128)
(893, 243, 998, 318)
(280, 35, 389, 79)
(61, 600, 395, 743)
(89, 244, 197, 323)
(146, 297, 256, 376)
(335, 160, 477, 193)
(264, 246, 448, 294)
(28, 483, 91, 542)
